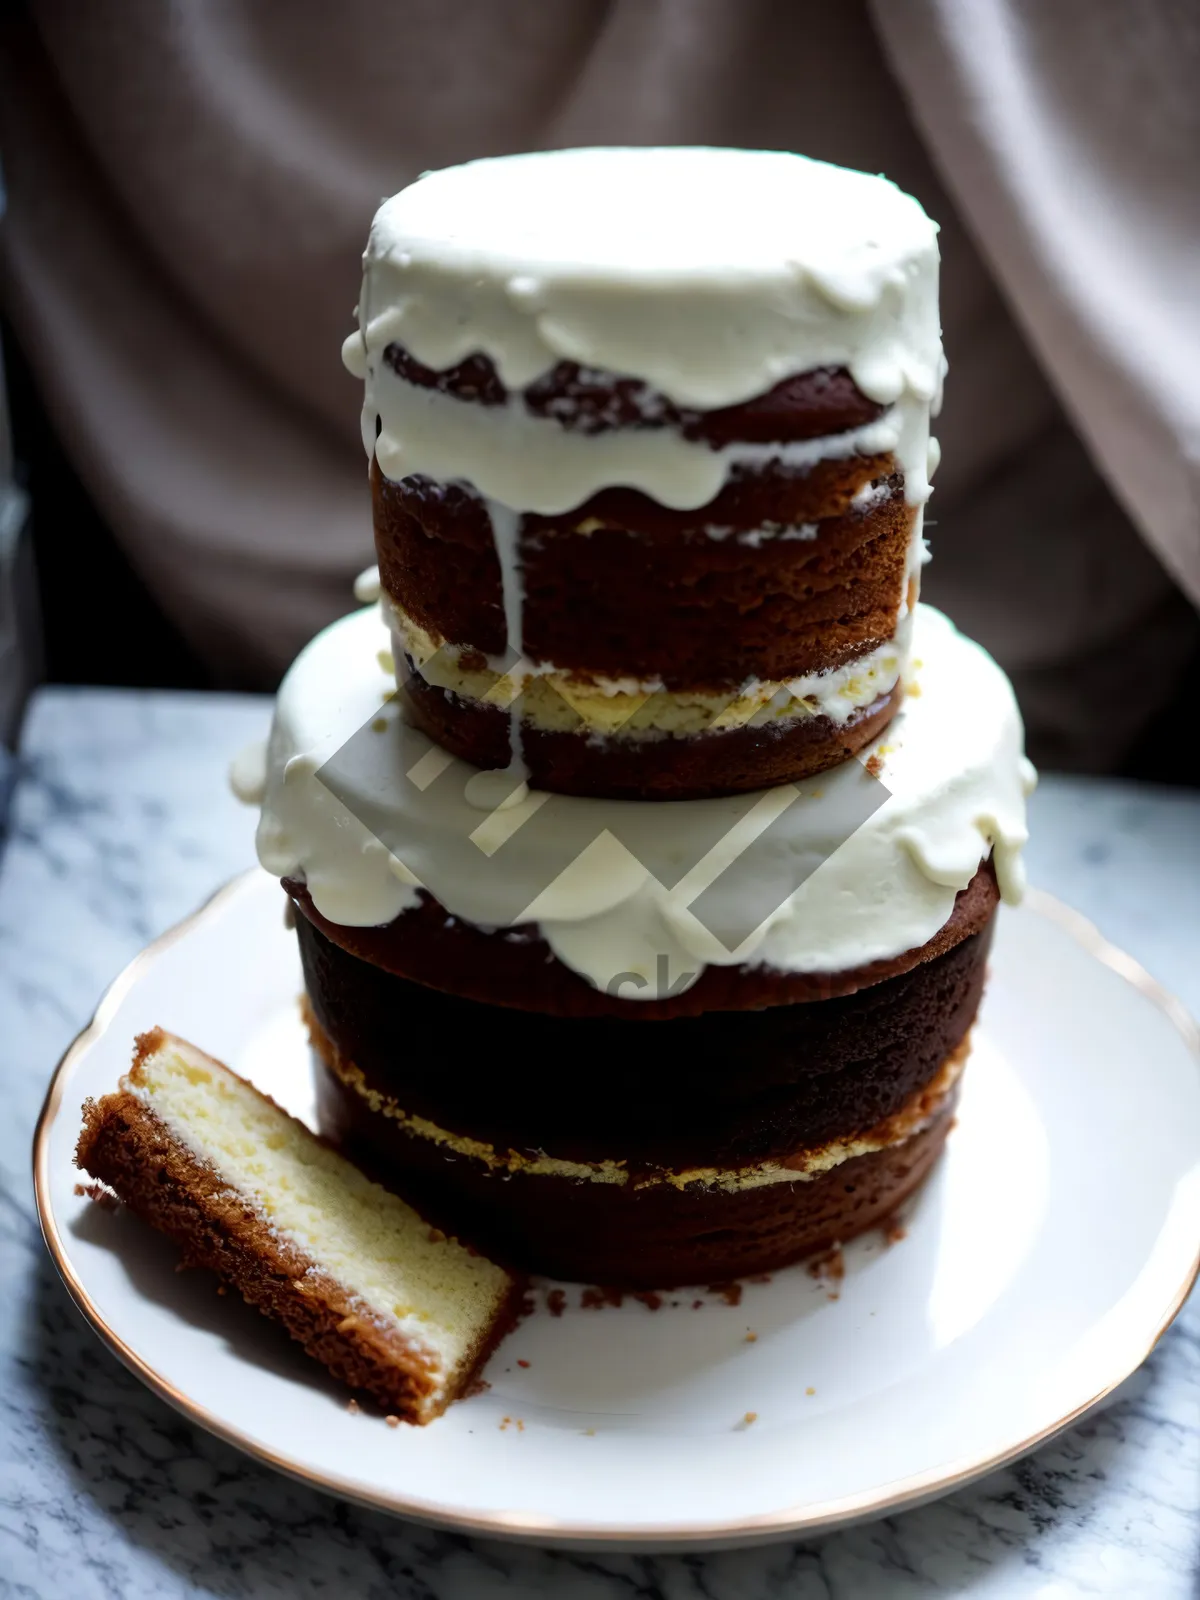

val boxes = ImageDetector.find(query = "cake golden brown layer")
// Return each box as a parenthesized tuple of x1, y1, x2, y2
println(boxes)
(375, 458, 911, 687)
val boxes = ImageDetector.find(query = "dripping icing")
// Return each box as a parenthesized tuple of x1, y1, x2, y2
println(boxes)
(485, 499, 529, 780)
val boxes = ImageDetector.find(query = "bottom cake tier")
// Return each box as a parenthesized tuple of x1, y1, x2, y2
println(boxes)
(295, 894, 991, 1287)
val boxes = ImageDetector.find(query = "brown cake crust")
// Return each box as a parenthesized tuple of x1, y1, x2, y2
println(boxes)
(298, 915, 990, 1170)
(400, 670, 899, 798)
(384, 347, 885, 443)
(75, 1030, 520, 1423)
(375, 462, 913, 686)
(284, 857, 999, 1021)
(313, 1034, 962, 1288)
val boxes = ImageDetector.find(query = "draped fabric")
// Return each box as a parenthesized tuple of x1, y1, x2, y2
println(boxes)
(2, 0, 1196, 766)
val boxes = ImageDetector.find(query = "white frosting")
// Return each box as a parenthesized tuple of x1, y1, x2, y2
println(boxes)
(344, 149, 941, 514)
(361, 386, 929, 516)
(701, 522, 820, 544)
(255, 602, 1035, 997)
(344, 147, 942, 408)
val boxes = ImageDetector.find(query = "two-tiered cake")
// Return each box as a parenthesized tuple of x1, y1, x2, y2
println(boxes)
(255, 147, 1034, 1287)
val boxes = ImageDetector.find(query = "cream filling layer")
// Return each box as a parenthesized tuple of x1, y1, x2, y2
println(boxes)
(314, 1016, 969, 1194)
(388, 600, 906, 736)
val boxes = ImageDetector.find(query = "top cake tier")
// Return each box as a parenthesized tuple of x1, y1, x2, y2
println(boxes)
(343, 148, 944, 799)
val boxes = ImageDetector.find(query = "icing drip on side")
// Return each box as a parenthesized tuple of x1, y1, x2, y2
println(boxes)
(362, 383, 930, 515)
(484, 499, 528, 780)
(229, 740, 267, 806)
(353, 565, 381, 604)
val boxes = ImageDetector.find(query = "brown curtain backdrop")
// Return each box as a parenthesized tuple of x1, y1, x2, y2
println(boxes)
(2, 0, 1197, 771)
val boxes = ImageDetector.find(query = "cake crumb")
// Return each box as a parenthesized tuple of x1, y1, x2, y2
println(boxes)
(385, 1415, 401, 1428)
(864, 753, 884, 778)
(806, 1246, 845, 1301)
(347, 1398, 360, 1414)
(692, 1299, 704, 1310)
(709, 1282, 743, 1307)
(882, 1217, 908, 1246)
(739, 1411, 758, 1428)
(807, 1247, 845, 1286)
(633, 1291, 662, 1312)
(805, 1386, 816, 1396)
(516, 1418, 525, 1432)
(582, 1428, 596, 1436)
(427, 1227, 446, 1244)
(371, 717, 388, 734)
(517, 1359, 530, 1368)
(216, 1284, 227, 1296)
(580, 1285, 624, 1310)
(744, 1330, 758, 1343)
(499, 1416, 512, 1431)
(546, 1289, 567, 1318)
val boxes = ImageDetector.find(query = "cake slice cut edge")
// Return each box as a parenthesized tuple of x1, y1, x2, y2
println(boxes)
(75, 1027, 523, 1425)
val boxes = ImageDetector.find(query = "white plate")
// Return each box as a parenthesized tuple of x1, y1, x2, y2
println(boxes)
(34, 870, 1200, 1551)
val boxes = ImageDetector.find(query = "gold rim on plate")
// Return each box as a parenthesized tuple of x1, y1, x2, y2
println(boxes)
(30, 872, 1200, 1547)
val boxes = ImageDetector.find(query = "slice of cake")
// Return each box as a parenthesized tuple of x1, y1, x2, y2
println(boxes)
(76, 1028, 521, 1423)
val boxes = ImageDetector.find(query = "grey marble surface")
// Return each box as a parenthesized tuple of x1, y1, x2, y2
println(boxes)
(0, 686, 1197, 1599)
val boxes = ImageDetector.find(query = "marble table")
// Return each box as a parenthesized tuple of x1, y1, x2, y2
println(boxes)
(1, 687, 1197, 1599)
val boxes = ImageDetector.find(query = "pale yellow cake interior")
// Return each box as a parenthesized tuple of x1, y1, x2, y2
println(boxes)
(129, 1035, 511, 1400)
